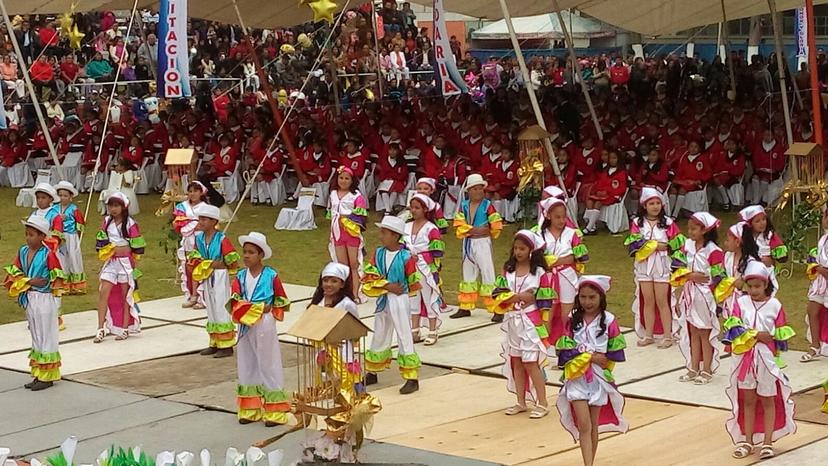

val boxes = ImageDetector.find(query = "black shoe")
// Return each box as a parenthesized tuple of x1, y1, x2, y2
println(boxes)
(449, 309, 471, 319)
(200, 347, 218, 356)
(24, 378, 37, 389)
(364, 372, 378, 385)
(491, 313, 504, 323)
(238, 418, 254, 425)
(213, 348, 234, 358)
(30, 380, 54, 391)
(399, 379, 419, 394)
(264, 421, 281, 427)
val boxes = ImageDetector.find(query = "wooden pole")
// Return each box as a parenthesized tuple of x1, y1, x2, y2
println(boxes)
(328, 44, 342, 115)
(497, 0, 571, 206)
(768, 0, 794, 145)
(551, 3, 603, 140)
(806, 0, 824, 146)
(0, 0, 64, 179)
(719, 0, 737, 101)
(371, 2, 384, 99)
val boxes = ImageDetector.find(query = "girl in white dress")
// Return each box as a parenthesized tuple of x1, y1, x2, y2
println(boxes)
(327, 166, 368, 299)
(802, 210, 828, 361)
(405, 194, 445, 345)
(738, 205, 788, 296)
(673, 212, 725, 385)
(491, 230, 550, 419)
(173, 181, 208, 308)
(724, 261, 796, 460)
(556, 275, 628, 466)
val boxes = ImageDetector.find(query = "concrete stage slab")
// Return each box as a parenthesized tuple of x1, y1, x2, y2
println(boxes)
(412, 324, 505, 370)
(135, 296, 205, 322)
(384, 397, 686, 465)
(620, 350, 828, 409)
(0, 369, 34, 393)
(282, 283, 316, 302)
(369, 373, 515, 440)
(519, 408, 828, 466)
(763, 437, 828, 465)
(4, 398, 197, 456)
(791, 388, 828, 425)
(0, 324, 207, 376)
(0, 311, 170, 354)
(0, 379, 146, 437)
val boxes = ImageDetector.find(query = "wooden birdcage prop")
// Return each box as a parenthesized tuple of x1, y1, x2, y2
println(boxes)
(164, 148, 197, 192)
(516, 125, 551, 192)
(785, 142, 824, 190)
(287, 306, 371, 418)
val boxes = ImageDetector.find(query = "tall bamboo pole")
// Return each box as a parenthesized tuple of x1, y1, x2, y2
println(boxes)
(719, 0, 737, 101)
(806, 0, 824, 145)
(768, 0, 794, 145)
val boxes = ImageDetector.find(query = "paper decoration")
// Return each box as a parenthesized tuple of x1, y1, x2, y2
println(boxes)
(68, 25, 85, 50)
(307, 0, 337, 23)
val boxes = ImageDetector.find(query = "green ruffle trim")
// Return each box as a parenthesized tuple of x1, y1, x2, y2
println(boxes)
(365, 348, 393, 363)
(555, 335, 577, 350)
(668, 234, 686, 252)
(535, 323, 549, 340)
(95, 230, 107, 241)
(273, 296, 291, 311)
(723, 316, 744, 330)
(49, 268, 67, 281)
(186, 249, 203, 260)
(459, 280, 479, 293)
(529, 223, 541, 234)
(28, 349, 61, 364)
(352, 207, 368, 217)
(623, 233, 642, 246)
(536, 286, 556, 300)
(603, 368, 616, 384)
(809, 247, 818, 260)
(672, 250, 687, 265)
(4, 264, 23, 276)
(773, 325, 796, 342)
(68, 272, 86, 282)
(397, 352, 422, 369)
(479, 283, 495, 297)
(132, 268, 143, 280)
(710, 264, 726, 279)
(325, 209, 332, 220)
(363, 262, 381, 277)
(435, 218, 449, 231)
(237, 384, 262, 397)
(224, 251, 241, 265)
(487, 212, 503, 224)
(572, 243, 589, 259)
(129, 236, 147, 249)
(262, 388, 290, 403)
(607, 334, 627, 352)
(428, 239, 445, 253)
(493, 275, 508, 289)
(771, 245, 789, 260)
(407, 271, 423, 287)
(206, 321, 236, 333)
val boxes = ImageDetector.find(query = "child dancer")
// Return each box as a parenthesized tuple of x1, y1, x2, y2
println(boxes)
(406, 194, 445, 345)
(491, 230, 551, 419)
(93, 192, 145, 342)
(724, 261, 796, 460)
(174, 181, 208, 308)
(556, 275, 628, 466)
(738, 205, 788, 294)
(309, 262, 358, 317)
(534, 185, 579, 234)
(415, 177, 448, 233)
(189, 204, 240, 357)
(539, 197, 588, 346)
(31, 183, 64, 253)
(452, 173, 503, 321)
(802, 210, 828, 361)
(625, 188, 684, 347)
(54, 181, 86, 295)
(228, 232, 291, 426)
(4, 216, 65, 391)
(328, 166, 369, 299)
(362, 216, 421, 394)
(673, 212, 724, 384)
(720, 222, 762, 318)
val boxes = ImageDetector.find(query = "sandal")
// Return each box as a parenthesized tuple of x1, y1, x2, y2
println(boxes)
(529, 404, 549, 419)
(114, 331, 129, 341)
(637, 337, 655, 347)
(424, 332, 438, 346)
(758, 445, 775, 459)
(678, 370, 699, 382)
(504, 404, 527, 416)
(193, 303, 206, 310)
(93, 328, 106, 344)
(657, 338, 673, 349)
(800, 347, 820, 362)
(412, 330, 423, 344)
(732, 442, 753, 459)
(693, 371, 713, 385)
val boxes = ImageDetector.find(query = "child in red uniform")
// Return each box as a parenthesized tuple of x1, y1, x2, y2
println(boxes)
(670, 140, 711, 218)
(750, 129, 786, 206)
(631, 148, 669, 206)
(376, 143, 410, 214)
(490, 146, 520, 223)
(583, 150, 627, 235)
(339, 139, 367, 181)
(712, 139, 746, 211)
(574, 136, 602, 204)
(420, 134, 448, 180)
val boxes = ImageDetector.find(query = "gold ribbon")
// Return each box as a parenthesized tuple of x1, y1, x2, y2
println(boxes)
(8, 277, 31, 297)
(517, 156, 544, 193)
(155, 190, 187, 217)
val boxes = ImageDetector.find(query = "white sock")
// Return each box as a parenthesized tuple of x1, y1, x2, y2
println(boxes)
(668, 194, 677, 209)
(672, 195, 686, 217)
(715, 185, 729, 205)
(586, 209, 599, 230)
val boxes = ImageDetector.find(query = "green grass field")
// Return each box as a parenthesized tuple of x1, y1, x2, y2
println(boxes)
(0, 189, 817, 350)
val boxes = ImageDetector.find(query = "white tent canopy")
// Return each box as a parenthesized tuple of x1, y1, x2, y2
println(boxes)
(471, 11, 614, 40)
(4, 0, 827, 36)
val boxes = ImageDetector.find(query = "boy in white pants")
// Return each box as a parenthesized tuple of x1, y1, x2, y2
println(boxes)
(363, 216, 422, 395)
(451, 174, 504, 322)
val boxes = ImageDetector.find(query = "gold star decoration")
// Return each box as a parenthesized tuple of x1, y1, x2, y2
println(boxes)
(307, 0, 337, 23)
(59, 12, 74, 36)
(68, 24, 85, 50)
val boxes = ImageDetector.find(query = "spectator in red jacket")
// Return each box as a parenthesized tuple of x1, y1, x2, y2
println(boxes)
(583, 150, 627, 234)
(30, 55, 57, 99)
(609, 57, 630, 88)
(488, 146, 519, 200)
(670, 140, 712, 216)
(375, 142, 409, 214)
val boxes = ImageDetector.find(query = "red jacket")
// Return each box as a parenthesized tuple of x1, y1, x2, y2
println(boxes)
(673, 152, 712, 191)
(260, 148, 285, 182)
(713, 151, 746, 186)
(489, 159, 519, 198)
(439, 156, 470, 185)
(636, 161, 670, 191)
(590, 167, 627, 204)
(212, 145, 239, 176)
(546, 161, 578, 197)
(480, 152, 502, 181)
(339, 151, 367, 180)
(420, 145, 446, 179)
(376, 155, 409, 193)
(121, 145, 143, 167)
(751, 140, 786, 182)
(574, 147, 601, 184)
(609, 64, 629, 85)
(30, 60, 54, 81)
(0, 141, 26, 166)
(299, 149, 333, 184)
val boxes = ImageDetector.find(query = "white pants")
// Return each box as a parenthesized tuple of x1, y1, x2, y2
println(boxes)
(370, 293, 418, 379)
(237, 313, 284, 391)
(61, 232, 84, 289)
(26, 291, 60, 381)
(460, 237, 496, 309)
(203, 269, 235, 348)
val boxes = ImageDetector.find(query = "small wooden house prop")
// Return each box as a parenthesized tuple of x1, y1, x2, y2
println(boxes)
(785, 142, 824, 189)
(164, 148, 196, 187)
(287, 306, 371, 417)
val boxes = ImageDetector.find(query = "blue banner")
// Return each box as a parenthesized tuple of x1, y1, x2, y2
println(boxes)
(157, 0, 190, 98)
(795, 7, 808, 67)
(433, 0, 467, 97)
